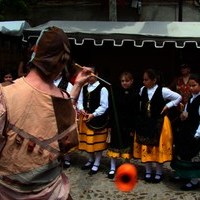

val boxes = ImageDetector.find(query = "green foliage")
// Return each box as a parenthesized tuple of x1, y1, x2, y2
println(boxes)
(0, 0, 30, 20)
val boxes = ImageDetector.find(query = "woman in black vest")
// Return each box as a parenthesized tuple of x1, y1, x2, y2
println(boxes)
(134, 68, 182, 183)
(171, 73, 200, 190)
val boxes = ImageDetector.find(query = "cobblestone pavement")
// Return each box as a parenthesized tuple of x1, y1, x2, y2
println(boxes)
(64, 151, 200, 200)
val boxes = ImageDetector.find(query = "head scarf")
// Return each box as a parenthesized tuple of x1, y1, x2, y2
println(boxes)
(31, 26, 71, 76)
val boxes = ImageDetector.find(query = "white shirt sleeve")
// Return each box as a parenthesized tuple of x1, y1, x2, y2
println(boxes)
(66, 82, 73, 93)
(194, 105, 200, 137)
(139, 86, 144, 96)
(93, 87, 109, 117)
(76, 88, 84, 111)
(162, 87, 182, 108)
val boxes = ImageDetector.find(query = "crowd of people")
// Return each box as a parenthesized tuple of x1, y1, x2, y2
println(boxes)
(0, 26, 199, 199)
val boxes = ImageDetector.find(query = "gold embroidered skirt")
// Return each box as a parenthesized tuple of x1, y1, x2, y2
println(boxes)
(78, 114, 108, 153)
(133, 116, 173, 163)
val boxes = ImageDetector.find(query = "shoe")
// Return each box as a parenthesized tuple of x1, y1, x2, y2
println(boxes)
(81, 161, 94, 170)
(107, 170, 115, 179)
(152, 174, 163, 183)
(63, 160, 71, 169)
(88, 169, 99, 175)
(88, 165, 99, 175)
(144, 173, 153, 183)
(180, 182, 199, 191)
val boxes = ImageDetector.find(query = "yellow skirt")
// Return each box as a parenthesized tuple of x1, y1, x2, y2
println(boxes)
(78, 114, 108, 153)
(133, 116, 173, 163)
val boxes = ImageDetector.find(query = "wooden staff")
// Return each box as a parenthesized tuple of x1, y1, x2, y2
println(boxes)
(74, 63, 112, 86)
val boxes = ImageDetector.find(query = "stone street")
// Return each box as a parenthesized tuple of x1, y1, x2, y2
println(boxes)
(64, 151, 200, 200)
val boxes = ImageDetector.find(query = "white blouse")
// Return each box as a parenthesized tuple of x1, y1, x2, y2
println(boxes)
(139, 84, 182, 108)
(77, 81, 109, 117)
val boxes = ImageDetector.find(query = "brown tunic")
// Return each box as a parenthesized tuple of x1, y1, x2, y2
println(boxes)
(0, 77, 78, 194)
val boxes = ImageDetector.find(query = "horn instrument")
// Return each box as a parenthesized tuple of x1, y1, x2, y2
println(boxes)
(115, 163, 138, 192)
(74, 63, 111, 86)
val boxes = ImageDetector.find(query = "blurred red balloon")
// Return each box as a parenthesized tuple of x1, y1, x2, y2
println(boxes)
(115, 163, 137, 192)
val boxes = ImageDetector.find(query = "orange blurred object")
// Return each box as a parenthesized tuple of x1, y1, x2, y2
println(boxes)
(115, 163, 137, 192)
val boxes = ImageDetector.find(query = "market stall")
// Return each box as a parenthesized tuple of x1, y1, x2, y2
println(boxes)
(23, 20, 200, 85)
(0, 20, 30, 80)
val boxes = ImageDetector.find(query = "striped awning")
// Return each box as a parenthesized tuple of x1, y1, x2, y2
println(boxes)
(23, 20, 200, 48)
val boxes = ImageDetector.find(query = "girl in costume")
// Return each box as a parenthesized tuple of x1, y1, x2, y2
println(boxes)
(77, 66, 109, 175)
(107, 71, 140, 179)
(134, 68, 182, 183)
(171, 73, 200, 190)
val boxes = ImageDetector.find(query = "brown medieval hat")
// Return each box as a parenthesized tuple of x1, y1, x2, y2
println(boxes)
(31, 26, 71, 76)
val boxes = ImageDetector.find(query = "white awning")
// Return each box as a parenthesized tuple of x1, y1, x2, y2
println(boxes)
(0, 20, 30, 36)
(23, 20, 200, 48)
